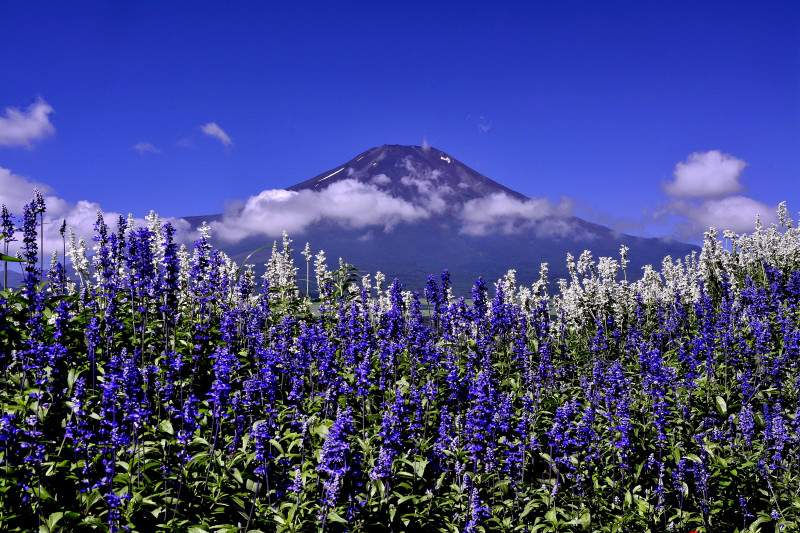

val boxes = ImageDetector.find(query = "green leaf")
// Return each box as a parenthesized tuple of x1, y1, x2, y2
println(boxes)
(397, 494, 417, 505)
(269, 438, 285, 455)
(40, 511, 64, 533)
(715, 395, 728, 416)
(36, 485, 54, 502)
(326, 510, 348, 524)
(82, 489, 104, 510)
(567, 508, 591, 528)
(234, 244, 275, 289)
(520, 500, 538, 519)
(159, 419, 174, 435)
(747, 515, 771, 532)
(0, 252, 29, 263)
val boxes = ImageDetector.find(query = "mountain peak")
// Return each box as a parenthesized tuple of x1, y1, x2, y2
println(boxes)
(286, 144, 528, 211)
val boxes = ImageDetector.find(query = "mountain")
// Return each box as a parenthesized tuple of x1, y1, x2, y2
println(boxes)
(287, 144, 528, 209)
(1, 267, 25, 290)
(183, 145, 699, 295)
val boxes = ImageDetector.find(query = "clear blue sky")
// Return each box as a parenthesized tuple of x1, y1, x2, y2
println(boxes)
(1, 1, 798, 246)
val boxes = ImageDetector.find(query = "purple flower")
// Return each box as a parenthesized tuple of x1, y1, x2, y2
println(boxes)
(252, 419, 273, 478)
(371, 391, 405, 482)
(318, 406, 354, 506)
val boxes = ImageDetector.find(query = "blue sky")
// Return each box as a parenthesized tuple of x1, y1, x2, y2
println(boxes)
(1, 1, 798, 251)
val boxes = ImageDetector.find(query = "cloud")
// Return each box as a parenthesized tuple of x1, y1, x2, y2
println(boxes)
(652, 150, 784, 239)
(662, 150, 747, 199)
(399, 173, 454, 214)
(0, 167, 54, 212)
(459, 193, 575, 236)
(664, 196, 779, 237)
(176, 137, 195, 149)
(0, 98, 56, 148)
(200, 122, 232, 146)
(0, 166, 192, 261)
(478, 116, 492, 133)
(132, 142, 161, 154)
(209, 179, 427, 242)
(370, 174, 391, 186)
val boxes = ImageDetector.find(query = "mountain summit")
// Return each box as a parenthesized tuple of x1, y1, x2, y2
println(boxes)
(184, 145, 699, 294)
(288, 144, 527, 211)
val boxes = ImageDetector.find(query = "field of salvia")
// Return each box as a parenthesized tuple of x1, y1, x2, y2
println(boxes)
(1, 192, 800, 533)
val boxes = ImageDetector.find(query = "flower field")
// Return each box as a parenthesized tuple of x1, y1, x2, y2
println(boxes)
(1, 194, 800, 532)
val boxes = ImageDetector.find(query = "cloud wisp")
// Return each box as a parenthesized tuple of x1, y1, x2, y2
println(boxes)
(200, 122, 232, 147)
(132, 142, 161, 154)
(0, 98, 56, 148)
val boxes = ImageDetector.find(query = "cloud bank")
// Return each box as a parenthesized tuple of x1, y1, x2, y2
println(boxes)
(668, 196, 778, 236)
(200, 122, 232, 146)
(204, 176, 576, 243)
(459, 193, 574, 236)
(0, 166, 192, 261)
(210, 179, 428, 242)
(0, 98, 56, 148)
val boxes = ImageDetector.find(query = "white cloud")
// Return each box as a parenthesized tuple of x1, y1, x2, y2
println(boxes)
(0, 167, 54, 212)
(209, 179, 427, 242)
(371, 174, 391, 186)
(200, 122, 232, 146)
(0, 98, 56, 148)
(666, 196, 778, 237)
(458, 193, 574, 236)
(662, 150, 747, 198)
(400, 176, 454, 214)
(0, 166, 192, 260)
(653, 150, 785, 240)
(132, 142, 161, 154)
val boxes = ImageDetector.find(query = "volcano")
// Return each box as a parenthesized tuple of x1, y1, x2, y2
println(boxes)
(182, 145, 699, 295)
(287, 144, 527, 208)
